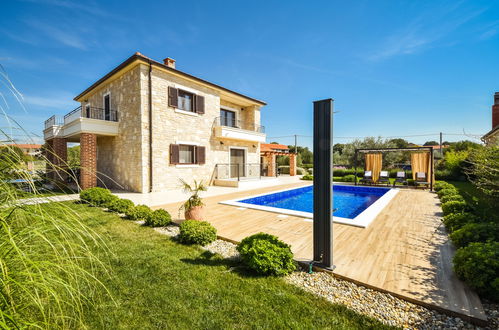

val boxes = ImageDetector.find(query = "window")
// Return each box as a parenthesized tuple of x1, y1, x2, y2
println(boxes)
(178, 90, 194, 112)
(220, 109, 236, 127)
(179, 145, 195, 164)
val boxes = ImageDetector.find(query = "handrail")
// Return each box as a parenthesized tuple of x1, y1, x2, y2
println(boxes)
(44, 115, 63, 129)
(64, 106, 118, 122)
(215, 163, 273, 181)
(214, 117, 265, 133)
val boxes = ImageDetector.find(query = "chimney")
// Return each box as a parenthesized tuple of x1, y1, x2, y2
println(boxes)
(493, 92, 499, 129)
(163, 57, 176, 69)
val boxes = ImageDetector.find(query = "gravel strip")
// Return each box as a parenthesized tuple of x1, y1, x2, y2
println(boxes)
(140, 224, 498, 329)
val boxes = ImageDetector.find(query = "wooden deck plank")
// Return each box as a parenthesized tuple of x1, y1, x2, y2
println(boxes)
(155, 182, 486, 323)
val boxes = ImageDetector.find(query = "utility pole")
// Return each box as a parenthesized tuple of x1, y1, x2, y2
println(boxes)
(294, 134, 297, 154)
(439, 132, 443, 157)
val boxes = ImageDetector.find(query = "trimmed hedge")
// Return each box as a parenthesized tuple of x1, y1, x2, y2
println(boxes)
(450, 223, 499, 248)
(443, 212, 478, 233)
(440, 194, 464, 204)
(441, 201, 467, 216)
(278, 166, 307, 175)
(104, 194, 119, 208)
(434, 181, 453, 192)
(126, 204, 152, 220)
(80, 187, 114, 206)
(145, 209, 172, 227)
(437, 188, 458, 199)
(108, 198, 134, 214)
(179, 220, 217, 245)
(237, 233, 296, 276)
(453, 242, 499, 300)
(301, 174, 313, 181)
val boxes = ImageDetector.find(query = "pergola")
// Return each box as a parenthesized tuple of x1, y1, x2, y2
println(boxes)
(353, 146, 435, 191)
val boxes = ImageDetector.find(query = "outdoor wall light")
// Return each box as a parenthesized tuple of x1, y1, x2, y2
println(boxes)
(220, 141, 224, 145)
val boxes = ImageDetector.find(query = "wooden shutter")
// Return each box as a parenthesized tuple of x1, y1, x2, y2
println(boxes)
(196, 146, 206, 165)
(195, 95, 205, 114)
(170, 144, 180, 164)
(168, 87, 178, 108)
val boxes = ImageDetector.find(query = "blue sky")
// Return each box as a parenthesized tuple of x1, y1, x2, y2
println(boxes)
(1, 0, 498, 147)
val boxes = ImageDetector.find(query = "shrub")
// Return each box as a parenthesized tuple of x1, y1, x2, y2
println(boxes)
(108, 198, 135, 214)
(301, 174, 313, 181)
(437, 187, 458, 199)
(237, 233, 296, 276)
(179, 220, 217, 245)
(440, 194, 464, 204)
(79, 187, 113, 206)
(453, 242, 499, 300)
(441, 200, 467, 216)
(343, 174, 356, 182)
(126, 204, 152, 220)
(443, 212, 479, 232)
(145, 209, 172, 227)
(450, 223, 499, 248)
(435, 181, 453, 192)
(103, 194, 119, 208)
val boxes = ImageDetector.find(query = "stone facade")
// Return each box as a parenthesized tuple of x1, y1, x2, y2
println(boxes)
(77, 61, 264, 192)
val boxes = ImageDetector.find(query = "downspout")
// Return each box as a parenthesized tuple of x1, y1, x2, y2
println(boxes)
(148, 62, 153, 192)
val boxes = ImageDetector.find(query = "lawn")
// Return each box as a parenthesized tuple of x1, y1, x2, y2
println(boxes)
(44, 202, 392, 329)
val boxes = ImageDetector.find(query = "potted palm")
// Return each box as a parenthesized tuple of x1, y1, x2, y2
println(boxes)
(179, 179, 207, 221)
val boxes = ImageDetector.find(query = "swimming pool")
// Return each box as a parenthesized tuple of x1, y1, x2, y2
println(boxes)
(220, 185, 399, 227)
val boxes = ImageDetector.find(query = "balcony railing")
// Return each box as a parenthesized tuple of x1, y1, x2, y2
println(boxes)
(44, 115, 63, 129)
(64, 106, 118, 125)
(215, 163, 275, 181)
(214, 117, 265, 133)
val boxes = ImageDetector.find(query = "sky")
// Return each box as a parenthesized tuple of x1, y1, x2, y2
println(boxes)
(1, 0, 498, 147)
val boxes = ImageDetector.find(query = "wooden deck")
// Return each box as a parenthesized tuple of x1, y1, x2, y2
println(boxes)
(155, 182, 486, 324)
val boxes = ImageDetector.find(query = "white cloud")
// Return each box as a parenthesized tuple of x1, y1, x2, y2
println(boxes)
(23, 93, 77, 109)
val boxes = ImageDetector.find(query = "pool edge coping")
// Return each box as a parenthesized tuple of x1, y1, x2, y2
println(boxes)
(219, 184, 399, 228)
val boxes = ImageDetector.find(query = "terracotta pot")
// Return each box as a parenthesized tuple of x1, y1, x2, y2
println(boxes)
(184, 205, 205, 221)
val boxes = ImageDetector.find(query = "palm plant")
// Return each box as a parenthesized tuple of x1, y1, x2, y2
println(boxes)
(179, 179, 207, 211)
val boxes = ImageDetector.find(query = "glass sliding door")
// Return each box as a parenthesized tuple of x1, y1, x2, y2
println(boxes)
(230, 148, 245, 178)
(220, 109, 236, 127)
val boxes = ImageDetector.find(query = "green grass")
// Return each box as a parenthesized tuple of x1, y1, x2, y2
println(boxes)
(448, 181, 498, 221)
(45, 202, 393, 329)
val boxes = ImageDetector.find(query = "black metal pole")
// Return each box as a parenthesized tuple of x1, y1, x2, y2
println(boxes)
(313, 98, 334, 269)
(430, 148, 434, 191)
(354, 150, 358, 185)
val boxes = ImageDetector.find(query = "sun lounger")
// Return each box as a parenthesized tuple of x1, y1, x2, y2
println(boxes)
(378, 171, 390, 186)
(415, 172, 430, 188)
(359, 170, 374, 185)
(393, 171, 406, 187)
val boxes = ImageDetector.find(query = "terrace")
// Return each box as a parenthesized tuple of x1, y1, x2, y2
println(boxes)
(213, 116, 266, 143)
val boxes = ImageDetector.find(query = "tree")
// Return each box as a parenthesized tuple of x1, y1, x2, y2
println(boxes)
(423, 141, 439, 146)
(0, 145, 26, 169)
(333, 143, 345, 155)
(67, 145, 80, 169)
(449, 140, 482, 152)
(465, 146, 499, 202)
(388, 138, 409, 149)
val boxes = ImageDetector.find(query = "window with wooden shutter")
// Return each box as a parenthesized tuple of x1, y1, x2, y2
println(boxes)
(168, 87, 178, 108)
(195, 95, 205, 114)
(196, 146, 206, 165)
(170, 144, 180, 164)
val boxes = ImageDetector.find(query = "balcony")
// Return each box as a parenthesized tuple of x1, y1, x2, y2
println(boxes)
(44, 106, 119, 141)
(213, 117, 266, 143)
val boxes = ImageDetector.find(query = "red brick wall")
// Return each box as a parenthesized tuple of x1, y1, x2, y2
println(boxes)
(44, 138, 67, 181)
(80, 133, 97, 189)
(289, 153, 297, 176)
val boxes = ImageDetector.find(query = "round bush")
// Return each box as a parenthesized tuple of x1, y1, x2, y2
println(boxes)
(145, 209, 172, 227)
(103, 194, 119, 208)
(301, 174, 313, 181)
(434, 181, 453, 192)
(79, 187, 113, 206)
(108, 198, 134, 214)
(453, 242, 499, 300)
(343, 174, 356, 182)
(440, 194, 464, 204)
(126, 204, 152, 220)
(441, 200, 467, 216)
(179, 220, 217, 245)
(443, 212, 478, 232)
(450, 223, 499, 248)
(437, 187, 458, 199)
(237, 233, 296, 276)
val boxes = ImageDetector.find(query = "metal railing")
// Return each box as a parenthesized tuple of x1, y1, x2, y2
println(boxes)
(214, 117, 265, 133)
(215, 163, 275, 181)
(63, 106, 118, 125)
(44, 115, 63, 129)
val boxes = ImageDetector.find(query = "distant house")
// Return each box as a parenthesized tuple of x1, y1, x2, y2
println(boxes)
(43, 52, 270, 192)
(481, 92, 499, 146)
(8, 144, 42, 157)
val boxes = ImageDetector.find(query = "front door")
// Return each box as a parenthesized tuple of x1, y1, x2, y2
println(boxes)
(230, 149, 245, 178)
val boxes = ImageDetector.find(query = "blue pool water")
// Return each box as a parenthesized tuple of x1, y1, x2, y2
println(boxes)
(238, 185, 390, 219)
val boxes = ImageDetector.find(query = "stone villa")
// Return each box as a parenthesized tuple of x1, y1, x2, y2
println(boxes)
(44, 52, 296, 192)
